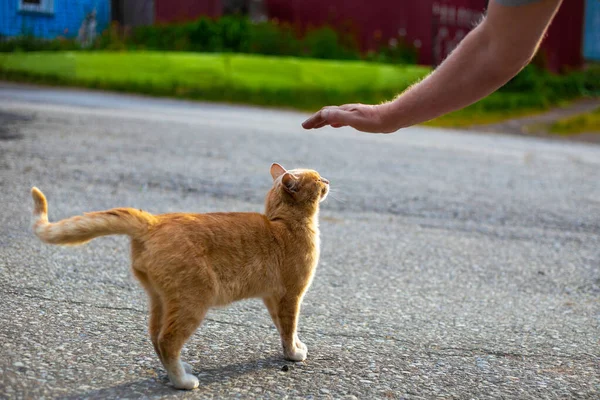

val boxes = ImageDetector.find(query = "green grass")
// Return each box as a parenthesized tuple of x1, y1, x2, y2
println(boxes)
(423, 108, 545, 128)
(0, 51, 429, 110)
(549, 107, 600, 135)
(0, 51, 589, 127)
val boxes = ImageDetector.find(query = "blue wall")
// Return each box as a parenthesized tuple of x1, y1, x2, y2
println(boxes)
(0, 0, 110, 39)
(584, 0, 600, 61)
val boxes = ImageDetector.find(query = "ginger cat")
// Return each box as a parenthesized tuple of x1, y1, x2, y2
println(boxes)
(30, 163, 329, 390)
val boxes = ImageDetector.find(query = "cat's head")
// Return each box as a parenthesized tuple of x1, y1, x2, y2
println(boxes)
(268, 163, 329, 209)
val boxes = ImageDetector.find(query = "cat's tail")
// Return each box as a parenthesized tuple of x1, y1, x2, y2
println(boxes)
(31, 187, 157, 245)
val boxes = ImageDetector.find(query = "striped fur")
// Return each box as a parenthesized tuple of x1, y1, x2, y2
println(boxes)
(31, 187, 156, 245)
(29, 163, 329, 390)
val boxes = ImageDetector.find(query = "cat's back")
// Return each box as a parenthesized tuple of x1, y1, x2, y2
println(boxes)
(132, 211, 286, 284)
(158, 211, 271, 231)
(146, 211, 279, 250)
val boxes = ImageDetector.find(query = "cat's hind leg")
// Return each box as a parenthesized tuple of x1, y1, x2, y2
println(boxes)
(157, 300, 207, 390)
(180, 361, 194, 374)
(133, 269, 165, 364)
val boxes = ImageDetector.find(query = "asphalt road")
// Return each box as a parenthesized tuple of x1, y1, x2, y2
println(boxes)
(1, 82, 599, 399)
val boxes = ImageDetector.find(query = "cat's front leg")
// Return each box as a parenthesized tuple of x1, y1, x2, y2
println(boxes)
(295, 335, 307, 353)
(263, 296, 281, 333)
(181, 362, 194, 374)
(277, 296, 308, 361)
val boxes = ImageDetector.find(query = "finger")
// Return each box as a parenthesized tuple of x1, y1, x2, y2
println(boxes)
(302, 107, 330, 129)
(324, 108, 362, 128)
(301, 114, 323, 129)
(312, 121, 329, 129)
(313, 121, 344, 129)
(303, 106, 360, 129)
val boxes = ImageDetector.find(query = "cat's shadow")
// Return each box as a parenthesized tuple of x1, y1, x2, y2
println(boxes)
(65, 355, 289, 399)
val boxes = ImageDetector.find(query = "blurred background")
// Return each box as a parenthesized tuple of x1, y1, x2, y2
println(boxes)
(0, 0, 599, 133)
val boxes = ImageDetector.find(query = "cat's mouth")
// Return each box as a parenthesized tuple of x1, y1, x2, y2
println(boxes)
(319, 179, 330, 202)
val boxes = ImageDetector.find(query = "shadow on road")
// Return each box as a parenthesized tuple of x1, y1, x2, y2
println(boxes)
(65, 355, 288, 399)
(63, 378, 175, 400)
(0, 110, 31, 141)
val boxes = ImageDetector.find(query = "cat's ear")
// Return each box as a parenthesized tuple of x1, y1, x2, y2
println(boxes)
(270, 163, 287, 180)
(281, 172, 299, 194)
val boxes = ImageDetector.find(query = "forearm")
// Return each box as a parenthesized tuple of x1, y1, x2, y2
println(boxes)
(301, 0, 563, 134)
(384, 0, 562, 130)
(385, 22, 528, 129)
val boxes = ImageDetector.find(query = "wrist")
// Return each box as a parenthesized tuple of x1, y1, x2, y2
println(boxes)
(377, 100, 404, 133)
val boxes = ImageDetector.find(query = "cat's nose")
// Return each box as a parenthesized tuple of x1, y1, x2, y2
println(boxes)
(321, 178, 329, 185)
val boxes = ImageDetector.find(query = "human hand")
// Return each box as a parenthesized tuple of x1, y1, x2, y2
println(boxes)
(301, 103, 398, 134)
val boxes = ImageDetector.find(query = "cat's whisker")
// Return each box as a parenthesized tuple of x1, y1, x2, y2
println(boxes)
(325, 191, 347, 204)
(324, 186, 349, 204)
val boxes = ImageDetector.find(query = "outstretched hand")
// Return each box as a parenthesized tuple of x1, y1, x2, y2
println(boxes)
(301, 103, 397, 134)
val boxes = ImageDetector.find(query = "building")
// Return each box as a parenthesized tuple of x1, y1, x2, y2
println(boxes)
(266, 0, 590, 72)
(584, 0, 600, 61)
(145, 0, 596, 72)
(110, 0, 220, 27)
(154, 0, 221, 24)
(111, 0, 154, 27)
(2, 0, 597, 72)
(0, 0, 111, 40)
(150, 0, 266, 24)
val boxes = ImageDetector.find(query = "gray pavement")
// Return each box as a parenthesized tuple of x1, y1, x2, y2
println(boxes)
(0, 82, 599, 399)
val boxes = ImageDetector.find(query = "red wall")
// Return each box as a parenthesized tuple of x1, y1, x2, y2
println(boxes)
(266, 0, 584, 71)
(429, 0, 488, 65)
(266, 0, 487, 66)
(155, 0, 222, 23)
(152, 0, 584, 71)
(539, 0, 585, 72)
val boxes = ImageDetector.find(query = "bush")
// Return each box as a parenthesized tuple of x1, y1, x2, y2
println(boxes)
(122, 16, 364, 61)
(218, 16, 251, 52)
(187, 17, 223, 51)
(247, 21, 300, 56)
(580, 65, 600, 95)
(302, 26, 358, 60)
(1, 16, 418, 65)
(365, 36, 418, 64)
(501, 65, 544, 93)
(94, 23, 127, 51)
(112, 16, 410, 64)
(0, 34, 80, 52)
(495, 64, 600, 110)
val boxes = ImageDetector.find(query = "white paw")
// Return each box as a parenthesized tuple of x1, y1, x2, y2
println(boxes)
(181, 361, 193, 374)
(284, 344, 308, 361)
(295, 339, 307, 353)
(171, 373, 199, 390)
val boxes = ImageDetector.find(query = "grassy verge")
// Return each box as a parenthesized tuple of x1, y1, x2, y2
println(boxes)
(549, 107, 600, 135)
(423, 107, 549, 128)
(0, 51, 594, 127)
(0, 51, 429, 110)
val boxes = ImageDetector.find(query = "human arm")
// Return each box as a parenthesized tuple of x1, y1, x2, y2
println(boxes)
(301, 0, 563, 133)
